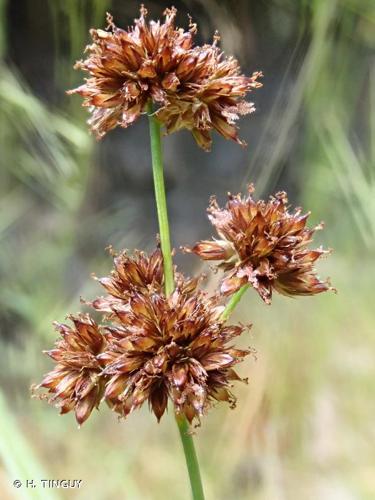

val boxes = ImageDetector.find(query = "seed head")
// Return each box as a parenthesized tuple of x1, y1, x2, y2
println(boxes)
(90, 247, 200, 313)
(99, 279, 250, 423)
(186, 185, 334, 304)
(35, 250, 252, 425)
(35, 314, 105, 425)
(68, 6, 262, 150)
(91, 248, 164, 312)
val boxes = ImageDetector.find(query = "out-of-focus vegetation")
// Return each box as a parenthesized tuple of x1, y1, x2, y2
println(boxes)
(0, 0, 374, 499)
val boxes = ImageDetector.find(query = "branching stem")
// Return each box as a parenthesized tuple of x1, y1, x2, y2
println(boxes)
(221, 284, 250, 322)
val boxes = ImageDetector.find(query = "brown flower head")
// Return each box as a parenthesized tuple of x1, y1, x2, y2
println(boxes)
(68, 6, 262, 150)
(90, 246, 200, 313)
(99, 279, 251, 423)
(35, 249, 253, 425)
(156, 50, 262, 151)
(91, 247, 164, 312)
(35, 314, 105, 425)
(186, 185, 334, 304)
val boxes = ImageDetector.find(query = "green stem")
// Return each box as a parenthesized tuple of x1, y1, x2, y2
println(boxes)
(221, 284, 250, 322)
(176, 415, 205, 500)
(147, 102, 205, 500)
(147, 101, 174, 296)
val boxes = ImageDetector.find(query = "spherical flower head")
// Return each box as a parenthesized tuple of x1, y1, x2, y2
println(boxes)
(34, 314, 105, 425)
(99, 279, 251, 423)
(68, 6, 262, 150)
(186, 185, 335, 304)
(91, 247, 164, 312)
(156, 54, 262, 151)
(90, 246, 200, 313)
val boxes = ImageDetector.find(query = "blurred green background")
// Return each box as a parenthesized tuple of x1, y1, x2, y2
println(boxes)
(0, 0, 374, 499)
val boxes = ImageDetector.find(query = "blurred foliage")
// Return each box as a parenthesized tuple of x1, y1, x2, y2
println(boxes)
(0, 0, 374, 499)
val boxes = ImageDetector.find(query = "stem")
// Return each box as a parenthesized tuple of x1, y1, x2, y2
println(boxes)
(220, 284, 250, 322)
(147, 103, 205, 500)
(176, 415, 205, 500)
(147, 102, 174, 296)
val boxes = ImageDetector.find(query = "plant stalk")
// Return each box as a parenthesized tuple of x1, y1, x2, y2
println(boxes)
(147, 102, 205, 500)
(175, 415, 205, 500)
(147, 102, 174, 296)
(221, 284, 250, 322)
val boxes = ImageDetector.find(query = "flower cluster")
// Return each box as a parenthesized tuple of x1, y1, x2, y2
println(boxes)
(36, 6, 334, 432)
(185, 185, 334, 304)
(68, 6, 262, 150)
(36, 249, 251, 425)
(36, 185, 334, 426)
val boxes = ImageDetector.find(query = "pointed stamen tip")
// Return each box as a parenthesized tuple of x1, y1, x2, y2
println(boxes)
(105, 12, 115, 30)
(247, 183, 255, 194)
(163, 6, 177, 21)
(326, 277, 337, 293)
(187, 14, 197, 33)
(105, 245, 117, 256)
(213, 30, 221, 45)
(30, 384, 40, 397)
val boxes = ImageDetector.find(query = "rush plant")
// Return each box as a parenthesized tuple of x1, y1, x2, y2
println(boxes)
(34, 6, 333, 499)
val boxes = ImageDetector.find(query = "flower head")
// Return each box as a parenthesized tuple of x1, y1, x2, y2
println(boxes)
(186, 185, 334, 304)
(68, 6, 262, 150)
(35, 250, 252, 426)
(155, 46, 262, 151)
(91, 247, 164, 312)
(99, 279, 250, 423)
(90, 246, 200, 313)
(35, 314, 105, 425)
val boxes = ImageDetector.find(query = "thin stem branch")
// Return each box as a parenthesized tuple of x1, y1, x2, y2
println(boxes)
(220, 284, 250, 322)
(147, 102, 205, 500)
